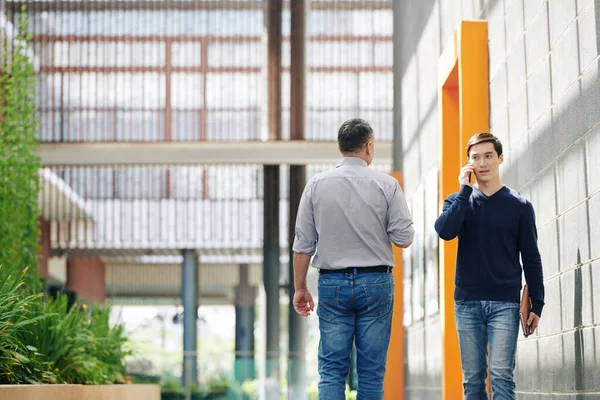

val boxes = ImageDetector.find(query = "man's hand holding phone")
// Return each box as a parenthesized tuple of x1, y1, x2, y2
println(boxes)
(459, 164, 475, 187)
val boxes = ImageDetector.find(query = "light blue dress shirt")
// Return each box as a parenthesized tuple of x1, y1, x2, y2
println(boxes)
(292, 156, 414, 270)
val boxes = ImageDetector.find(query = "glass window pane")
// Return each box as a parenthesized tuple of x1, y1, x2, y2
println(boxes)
(308, 73, 357, 108)
(62, 167, 114, 199)
(114, 73, 165, 108)
(115, 167, 166, 198)
(208, 42, 262, 67)
(170, 166, 205, 199)
(206, 165, 261, 199)
(310, 41, 374, 67)
(172, 43, 202, 67)
(306, 110, 353, 141)
(358, 72, 393, 109)
(206, 110, 261, 141)
(171, 111, 202, 141)
(373, 42, 393, 66)
(206, 73, 260, 108)
(171, 73, 202, 108)
(116, 111, 165, 141)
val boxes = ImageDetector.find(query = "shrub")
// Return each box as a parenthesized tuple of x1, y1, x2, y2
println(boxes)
(0, 265, 130, 385)
(0, 5, 42, 290)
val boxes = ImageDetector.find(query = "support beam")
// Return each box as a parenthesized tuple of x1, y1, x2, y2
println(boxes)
(266, 0, 282, 143)
(264, 1, 282, 396)
(264, 166, 281, 392)
(181, 249, 198, 396)
(235, 264, 257, 383)
(38, 141, 393, 166)
(288, 0, 307, 399)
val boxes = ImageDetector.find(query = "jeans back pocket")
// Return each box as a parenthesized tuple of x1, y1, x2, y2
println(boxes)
(317, 285, 340, 322)
(362, 279, 393, 318)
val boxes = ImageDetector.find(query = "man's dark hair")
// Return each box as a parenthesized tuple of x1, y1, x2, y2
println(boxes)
(338, 118, 373, 153)
(467, 132, 503, 157)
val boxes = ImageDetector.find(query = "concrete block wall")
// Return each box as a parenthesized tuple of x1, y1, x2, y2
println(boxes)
(394, 0, 600, 398)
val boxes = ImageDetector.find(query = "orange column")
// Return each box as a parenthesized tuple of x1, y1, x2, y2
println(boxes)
(440, 65, 462, 400)
(439, 21, 489, 400)
(384, 172, 404, 400)
(458, 21, 490, 160)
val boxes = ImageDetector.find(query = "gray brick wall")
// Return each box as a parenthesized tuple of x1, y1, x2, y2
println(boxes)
(394, 0, 600, 397)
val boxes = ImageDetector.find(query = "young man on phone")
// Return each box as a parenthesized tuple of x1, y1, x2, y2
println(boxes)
(434, 133, 545, 400)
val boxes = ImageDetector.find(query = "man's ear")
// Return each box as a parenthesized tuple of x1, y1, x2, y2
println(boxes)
(499, 153, 504, 164)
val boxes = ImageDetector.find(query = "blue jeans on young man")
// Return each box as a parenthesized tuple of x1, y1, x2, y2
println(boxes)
(316, 269, 394, 400)
(454, 300, 520, 400)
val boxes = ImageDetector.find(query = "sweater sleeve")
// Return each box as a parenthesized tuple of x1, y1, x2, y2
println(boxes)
(434, 185, 473, 241)
(518, 201, 545, 317)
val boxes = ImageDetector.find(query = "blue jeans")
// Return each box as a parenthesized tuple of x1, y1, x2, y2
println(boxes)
(455, 300, 520, 400)
(316, 269, 394, 400)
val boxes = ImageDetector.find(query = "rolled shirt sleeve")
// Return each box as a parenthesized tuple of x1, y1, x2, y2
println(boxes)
(292, 179, 318, 256)
(386, 182, 414, 247)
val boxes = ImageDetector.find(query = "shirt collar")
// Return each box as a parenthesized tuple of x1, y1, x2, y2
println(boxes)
(336, 157, 368, 168)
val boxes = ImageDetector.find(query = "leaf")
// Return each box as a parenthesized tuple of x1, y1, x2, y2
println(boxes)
(9, 351, 30, 364)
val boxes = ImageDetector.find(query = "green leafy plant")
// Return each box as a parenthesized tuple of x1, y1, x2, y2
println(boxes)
(0, 264, 130, 385)
(0, 5, 42, 290)
(88, 305, 131, 384)
(22, 295, 100, 384)
(0, 266, 49, 384)
(20, 297, 131, 385)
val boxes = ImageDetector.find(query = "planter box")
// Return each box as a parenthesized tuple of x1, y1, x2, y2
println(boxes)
(81, 384, 161, 400)
(0, 384, 80, 400)
(0, 384, 160, 400)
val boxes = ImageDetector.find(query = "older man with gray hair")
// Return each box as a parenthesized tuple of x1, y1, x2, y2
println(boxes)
(292, 118, 414, 400)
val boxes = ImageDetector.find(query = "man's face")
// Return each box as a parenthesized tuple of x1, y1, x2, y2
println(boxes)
(468, 141, 503, 183)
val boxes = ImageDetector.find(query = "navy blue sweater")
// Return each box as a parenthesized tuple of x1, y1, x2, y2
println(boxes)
(434, 185, 545, 317)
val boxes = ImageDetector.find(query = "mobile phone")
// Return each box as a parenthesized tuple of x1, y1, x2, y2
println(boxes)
(467, 161, 474, 183)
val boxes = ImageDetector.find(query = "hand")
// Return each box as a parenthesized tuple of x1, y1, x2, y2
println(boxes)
(527, 312, 540, 336)
(293, 288, 314, 317)
(458, 163, 475, 186)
